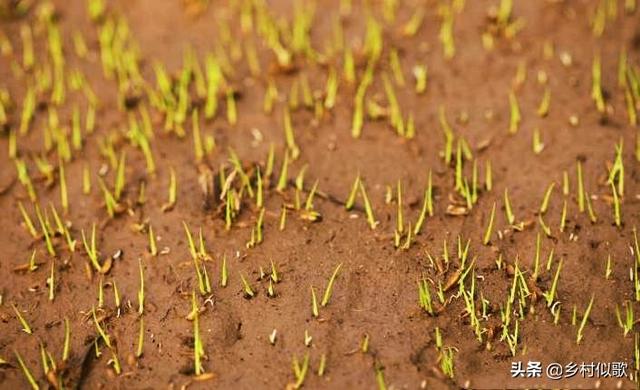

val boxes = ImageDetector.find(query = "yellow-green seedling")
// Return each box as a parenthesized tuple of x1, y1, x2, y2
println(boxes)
(321, 263, 343, 307)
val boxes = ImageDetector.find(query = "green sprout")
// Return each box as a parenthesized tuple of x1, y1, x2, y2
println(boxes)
(162, 167, 177, 212)
(508, 90, 521, 134)
(412, 65, 428, 94)
(138, 258, 145, 315)
(439, 347, 456, 378)
(576, 295, 595, 344)
(107, 349, 121, 375)
(318, 353, 327, 376)
(345, 174, 360, 211)
(611, 182, 621, 227)
(62, 317, 71, 361)
(591, 54, 605, 113)
(543, 259, 563, 307)
(11, 303, 32, 334)
(283, 107, 300, 159)
(322, 263, 343, 307)
(414, 170, 433, 235)
(359, 181, 378, 229)
(292, 352, 310, 389)
(91, 306, 111, 348)
(277, 151, 290, 192)
(615, 301, 634, 337)
(148, 225, 158, 256)
(439, 4, 455, 59)
(113, 151, 126, 201)
(15, 350, 39, 390)
(82, 223, 104, 273)
(221, 254, 228, 287)
(191, 291, 206, 375)
(483, 202, 496, 245)
(240, 273, 255, 298)
(539, 182, 555, 215)
(537, 86, 551, 117)
(418, 278, 434, 315)
(311, 286, 319, 318)
(48, 260, 55, 301)
(504, 188, 515, 225)
(485, 160, 493, 191)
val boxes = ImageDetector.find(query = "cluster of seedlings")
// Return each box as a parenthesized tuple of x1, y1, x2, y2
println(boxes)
(0, 0, 639, 388)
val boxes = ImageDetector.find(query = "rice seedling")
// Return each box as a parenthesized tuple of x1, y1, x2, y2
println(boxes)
(34, 205, 55, 257)
(161, 167, 177, 212)
(318, 353, 327, 376)
(359, 181, 378, 229)
(611, 182, 621, 227)
(576, 295, 595, 344)
(15, 159, 37, 201)
(138, 258, 145, 314)
(439, 346, 455, 378)
(321, 263, 343, 307)
(414, 170, 433, 235)
(310, 286, 319, 317)
(148, 224, 158, 256)
(508, 90, 521, 134)
(191, 291, 206, 375)
(351, 61, 373, 138)
(605, 254, 612, 279)
(91, 306, 111, 348)
(345, 174, 360, 211)
(15, 350, 39, 390)
(97, 177, 119, 218)
(11, 303, 32, 334)
(539, 182, 555, 215)
(62, 317, 71, 362)
(559, 200, 568, 232)
(304, 329, 313, 346)
(543, 259, 563, 307)
(608, 139, 625, 196)
(18, 202, 38, 238)
(485, 160, 493, 191)
(532, 128, 544, 154)
(375, 365, 387, 390)
(107, 349, 122, 375)
(615, 301, 634, 336)
(439, 4, 455, 59)
(283, 107, 300, 160)
(504, 188, 515, 225)
(360, 333, 370, 353)
(276, 151, 290, 192)
(48, 260, 55, 301)
(220, 254, 228, 287)
(483, 202, 496, 245)
(82, 223, 108, 273)
(240, 273, 255, 298)
(292, 352, 310, 389)
(418, 278, 434, 315)
(537, 86, 551, 117)
(539, 215, 552, 237)
(412, 64, 428, 94)
(591, 53, 605, 113)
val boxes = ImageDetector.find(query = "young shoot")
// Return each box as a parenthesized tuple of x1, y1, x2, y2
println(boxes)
(11, 303, 32, 334)
(161, 168, 177, 212)
(483, 202, 496, 245)
(576, 295, 595, 344)
(321, 263, 343, 307)
(504, 188, 515, 225)
(359, 181, 378, 229)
